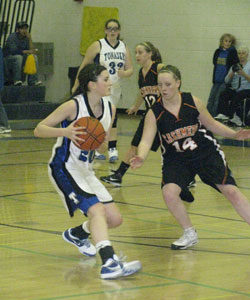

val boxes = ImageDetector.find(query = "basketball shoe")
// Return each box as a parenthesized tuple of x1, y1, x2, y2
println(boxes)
(171, 227, 198, 250)
(180, 188, 194, 203)
(229, 113, 243, 127)
(0, 126, 11, 134)
(62, 228, 96, 256)
(108, 148, 118, 163)
(100, 171, 122, 187)
(214, 113, 229, 121)
(95, 151, 106, 160)
(100, 254, 142, 279)
(187, 179, 196, 189)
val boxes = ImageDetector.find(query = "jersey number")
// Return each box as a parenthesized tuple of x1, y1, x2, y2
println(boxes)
(144, 95, 156, 108)
(172, 137, 198, 152)
(78, 150, 95, 163)
(69, 192, 79, 204)
(109, 62, 124, 75)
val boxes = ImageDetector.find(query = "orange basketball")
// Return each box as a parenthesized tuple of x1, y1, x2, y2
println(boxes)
(74, 117, 106, 151)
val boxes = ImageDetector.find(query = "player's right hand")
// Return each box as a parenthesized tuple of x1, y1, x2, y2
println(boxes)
(130, 155, 144, 169)
(66, 121, 86, 147)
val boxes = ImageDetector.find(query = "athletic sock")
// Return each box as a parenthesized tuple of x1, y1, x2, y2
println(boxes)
(108, 140, 117, 149)
(116, 161, 130, 177)
(96, 240, 115, 264)
(71, 224, 90, 239)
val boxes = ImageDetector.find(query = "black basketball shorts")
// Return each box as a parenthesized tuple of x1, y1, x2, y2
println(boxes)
(161, 150, 236, 191)
(131, 116, 160, 152)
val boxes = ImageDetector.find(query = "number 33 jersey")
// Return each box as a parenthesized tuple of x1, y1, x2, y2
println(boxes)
(98, 38, 126, 84)
(152, 92, 221, 163)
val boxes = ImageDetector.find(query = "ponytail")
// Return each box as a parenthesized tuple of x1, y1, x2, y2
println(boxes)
(138, 41, 162, 63)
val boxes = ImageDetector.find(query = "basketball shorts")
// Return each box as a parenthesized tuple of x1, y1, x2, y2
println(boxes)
(131, 116, 160, 152)
(49, 164, 113, 217)
(161, 150, 236, 191)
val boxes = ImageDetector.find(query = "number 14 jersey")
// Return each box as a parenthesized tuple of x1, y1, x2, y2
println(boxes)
(152, 92, 223, 163)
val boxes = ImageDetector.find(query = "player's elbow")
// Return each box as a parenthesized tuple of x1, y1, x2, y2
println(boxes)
(34, 124, 43, 138)
(34, 127, 39, 137)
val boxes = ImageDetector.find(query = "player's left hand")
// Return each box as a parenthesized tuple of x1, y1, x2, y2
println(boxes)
(235, 129, 250, 140)
(97, 140, 108, 153)
(117, 69, 125, 78)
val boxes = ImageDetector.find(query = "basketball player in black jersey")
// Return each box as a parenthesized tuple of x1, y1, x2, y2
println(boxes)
(131, 65, 250, 250)
(100, 42, 194, 202)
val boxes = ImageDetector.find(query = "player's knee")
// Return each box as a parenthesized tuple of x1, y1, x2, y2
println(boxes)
(163, 185, 179, 204)
(221, 185, 240, 202)
(107, 213, 123, 228)
(88, 202, 106, 219)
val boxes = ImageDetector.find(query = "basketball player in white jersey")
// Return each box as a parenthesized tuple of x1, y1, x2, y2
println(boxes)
(72, 19, 133, 163)
(34, 64, 141, 279)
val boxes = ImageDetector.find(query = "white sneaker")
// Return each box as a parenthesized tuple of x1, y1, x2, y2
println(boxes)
(0, 127, 11, 134)
(95, 150, 106, 160)
(100, 254, 141, 279)
(229, 114, 242, 127)
(14, 80, 22, 86)
(171, 228, 198, 250)
(62, 229, 97, 256)
(215, 113, 229, 120)
(108, 148, 118, 163)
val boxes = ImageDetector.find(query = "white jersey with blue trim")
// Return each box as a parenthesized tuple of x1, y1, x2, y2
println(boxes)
(50, 94, 112, 172)
(98, 38, 126, 85)
(48, 94, 113, 216)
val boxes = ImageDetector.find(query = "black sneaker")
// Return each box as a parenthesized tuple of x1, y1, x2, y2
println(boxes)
(187, 179, 196, 188)
(100, 172, 122, 187)
(180, 188, 194, 203)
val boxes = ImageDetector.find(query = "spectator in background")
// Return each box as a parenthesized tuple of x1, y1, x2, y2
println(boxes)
(206, 33, 239, 117)
(215, 46, 250, 127)
(0, 100, 11, 134)
(0, 46, 11, 134)
(3, 21, 42, 86)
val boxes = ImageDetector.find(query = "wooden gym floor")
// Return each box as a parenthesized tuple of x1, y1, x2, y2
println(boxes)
(0, 115, 250, 300)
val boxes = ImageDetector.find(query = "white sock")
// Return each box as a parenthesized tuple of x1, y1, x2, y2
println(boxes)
(184, 227, 195, 233)
(95, 240, 112, 252)
(82, 221, 90, 234)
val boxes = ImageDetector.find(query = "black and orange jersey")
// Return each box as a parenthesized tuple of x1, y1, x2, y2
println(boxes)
(151, 92, 224, 163)
(138, 62, 160, 111)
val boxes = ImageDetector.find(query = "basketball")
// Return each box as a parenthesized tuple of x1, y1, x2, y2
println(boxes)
(73, 117, 106, 151)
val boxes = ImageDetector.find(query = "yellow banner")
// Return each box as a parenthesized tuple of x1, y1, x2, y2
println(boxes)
(80, 6, 119, 56)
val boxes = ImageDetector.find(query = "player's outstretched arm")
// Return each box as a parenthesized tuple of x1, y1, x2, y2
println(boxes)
(193, 96, 240, 139)
(126, 93, 143, 115)
(235, 129, 250, 140)
(130, 109, 157, 169)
